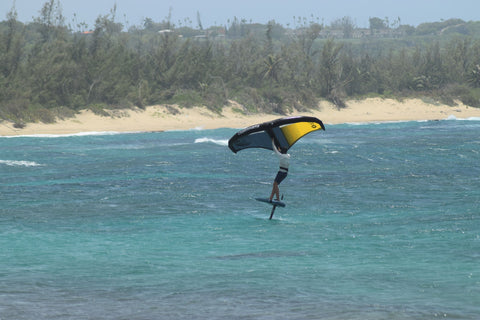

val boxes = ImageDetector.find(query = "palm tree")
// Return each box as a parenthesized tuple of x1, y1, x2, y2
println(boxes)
(263, 54, 282, 84)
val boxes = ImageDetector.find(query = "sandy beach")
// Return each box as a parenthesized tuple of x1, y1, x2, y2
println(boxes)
(1, 98, 479, 136)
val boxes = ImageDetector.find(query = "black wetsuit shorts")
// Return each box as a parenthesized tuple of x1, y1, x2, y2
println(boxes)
(274, 171, 288, 185)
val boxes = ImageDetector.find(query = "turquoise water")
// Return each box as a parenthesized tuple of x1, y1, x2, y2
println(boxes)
(1, 119, 479, 319)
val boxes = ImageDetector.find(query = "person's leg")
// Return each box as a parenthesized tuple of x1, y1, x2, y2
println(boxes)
(270, 181, 278, 201)
(274, 183, 280, 200)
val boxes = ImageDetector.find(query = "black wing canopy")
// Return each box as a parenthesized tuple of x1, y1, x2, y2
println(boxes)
(228, 116, 325, 153)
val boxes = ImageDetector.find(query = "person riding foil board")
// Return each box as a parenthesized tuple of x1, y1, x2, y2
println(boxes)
(269, 139, 290, 202)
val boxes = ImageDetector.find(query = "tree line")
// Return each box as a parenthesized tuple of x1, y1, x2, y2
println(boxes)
(1, 0, 480, 126)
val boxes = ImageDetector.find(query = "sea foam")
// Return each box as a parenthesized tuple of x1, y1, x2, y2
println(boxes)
(194, 137, 228, 146)
(0, 160, 43, 167)
(0, 131, 127, 138)
(445, 115, 480, 121)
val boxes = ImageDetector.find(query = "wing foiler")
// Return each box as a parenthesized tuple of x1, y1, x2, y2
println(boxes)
(228, 116, 325, 153)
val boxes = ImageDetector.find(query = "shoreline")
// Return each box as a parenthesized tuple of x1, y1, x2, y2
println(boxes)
(1, 98, 480, 136)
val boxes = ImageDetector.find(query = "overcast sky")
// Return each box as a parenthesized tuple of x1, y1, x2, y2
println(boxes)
(2, 0, 479, 29)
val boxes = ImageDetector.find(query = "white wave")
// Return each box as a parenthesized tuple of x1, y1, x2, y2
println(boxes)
(340, 120, 405, 126)
(458, 116, 480, 121)
(446, 115, 480, 121)
(194, 137, 228, 146)
(337, 116, 480, 126)
(165, 126, 205, 132)
(0, 131, 130, 138)
(0, 160, 43, 167)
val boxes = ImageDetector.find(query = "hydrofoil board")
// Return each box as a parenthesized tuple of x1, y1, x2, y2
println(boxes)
(255, 197, 286, 208)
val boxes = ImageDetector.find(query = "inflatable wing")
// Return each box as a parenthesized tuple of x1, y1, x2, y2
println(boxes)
(228, 116, 325, 153)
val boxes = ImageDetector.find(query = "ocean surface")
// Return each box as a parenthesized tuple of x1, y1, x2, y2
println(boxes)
(1, 118, 479, 320)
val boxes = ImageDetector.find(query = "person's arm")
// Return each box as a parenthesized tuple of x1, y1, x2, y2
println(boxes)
(272, 139, 281, 156)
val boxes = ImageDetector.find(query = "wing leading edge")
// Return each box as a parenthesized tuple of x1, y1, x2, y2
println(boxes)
(228, 116, 325, 153)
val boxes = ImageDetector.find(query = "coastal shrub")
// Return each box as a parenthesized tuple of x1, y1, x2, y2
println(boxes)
(126, 80, 151, 109)
(295, 88, 318, 110)
(164, 105, 180, 115)
(232, 88, 264, 113)
(444, 84, 480, 107)
(28, 105, 56, 123)
(328, 87, 347, 109)
(71, 94, 87, 110)
(88, 104, 110, 116)
(51, 106, 77, 120)
(170, 89, 203, 108)
(437, 94, 456, 106)
(202, 83, 228, 113)
(1, 99, 30, 123)
(459, 88, 480, 108)
(3, 102, 57, 124)
(260, 87, 294, 115)
(13, 122, 26, 129)
(150, 89, 176, 104)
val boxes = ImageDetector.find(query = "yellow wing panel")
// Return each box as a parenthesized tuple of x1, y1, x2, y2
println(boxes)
(280, 121, 321, 147)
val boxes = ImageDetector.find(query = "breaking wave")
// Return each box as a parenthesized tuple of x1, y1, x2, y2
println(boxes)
(194, 137, 228, 146)
(0, 160, 43, 167)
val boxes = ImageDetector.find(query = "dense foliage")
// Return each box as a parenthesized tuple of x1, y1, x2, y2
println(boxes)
(2, 0, 480, 125)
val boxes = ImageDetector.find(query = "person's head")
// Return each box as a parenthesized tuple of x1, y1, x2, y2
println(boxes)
(279, 146, 288, 154)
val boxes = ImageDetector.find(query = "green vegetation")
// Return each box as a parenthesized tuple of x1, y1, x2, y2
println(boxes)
(2, 0, 480, 125)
